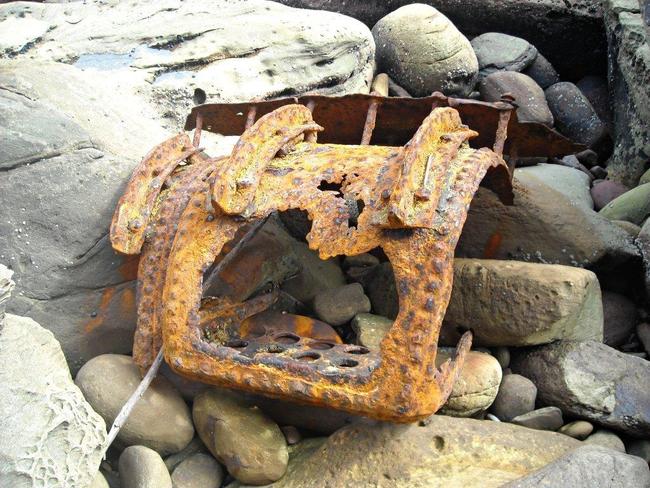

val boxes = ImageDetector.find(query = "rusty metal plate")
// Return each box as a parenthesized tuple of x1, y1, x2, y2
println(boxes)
(185, 93, 583, 158)
(112, 98, 519, 422)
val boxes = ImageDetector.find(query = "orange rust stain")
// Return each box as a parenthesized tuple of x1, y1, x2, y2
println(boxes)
(483, 231, 503, 259)
(84, 287, 116, 334)
(117, 254, 140, 281)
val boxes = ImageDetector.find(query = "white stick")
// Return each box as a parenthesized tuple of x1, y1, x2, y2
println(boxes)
(104, 347, 165, 451)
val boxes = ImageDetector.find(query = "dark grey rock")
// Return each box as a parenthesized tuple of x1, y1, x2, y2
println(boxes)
(602, 291, 638, 347)
(577, 75, 613, 132)
(359, 262, 398, 320)
(638, 323, 650, 355)
(591, 166, 608, 179)
(511, 407, 564, 431)
(503, 445, 650, 488)
(480, 71, 553, 126)
(313, 283, 371, 326)
(511, 340, 650, 437)
(471, 33, 537, 77)
(491, 374, 537, 422)
(372, 4, 478, 97)
(628, 438, 650, 463)
(545, 82, 607, 148)
(576, 149, 599, 167)
(523, 53, 560, 89)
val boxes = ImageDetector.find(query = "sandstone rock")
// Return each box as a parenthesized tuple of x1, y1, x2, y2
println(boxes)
(372, 4, 478, 97)
(118, 446, 172, 488)
(523, 53, 560, 89)
(313, 283, 371, 326)
(0, 311, 106, 488)
(585, 429, 627, 452)
(266, 415, 579, 487)
(479, 71, 553, 126)
(511, 407, 564, 431)
(603, 0, 650, 186)
(171, 453, 224, 488)
(75, 354, 194, 456)
(591, 180, 630, 210)
(559, 420, 594, 440)
(471, 33, 537, 77)
(602, 291, 638, 347)
(351, 313, 393, 350)
(441, 259, 603, 347)
(193, 389, 288, 485)
(545, 82, 607, 148)
(511, 340, 650, 436)
(438, 349, 502, 417)
(164, 437, 208, 473)
(456, 165, 639, 268)
(628, 438, 650, 463)
(490, 374, 537, 421)
(504, 445, 650, 487)
(599, 182, 650, 225)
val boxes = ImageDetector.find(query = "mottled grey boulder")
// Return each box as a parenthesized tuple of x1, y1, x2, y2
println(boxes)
(372, 4, 478, 96)
(471, 33, 537, 77)
(511, 340, 650, 437)
(504, 445, 650, 488)
(0, 311, 106, 488)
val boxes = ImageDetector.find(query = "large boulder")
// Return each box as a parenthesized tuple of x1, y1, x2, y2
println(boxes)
(511, 340, 650, 437)
(0, 0, 374, 125)
(504, 445, 650, 488)
(266, 416, 579, 487)
(456, 165, 639, 268)
(441, 259, 604, 347)
(276, 0, 606, 80)
(371, 4, 478, 97)
(0, 282, 106, 488)
(471, 33, 537, 78)
(603, 0, 650, 186)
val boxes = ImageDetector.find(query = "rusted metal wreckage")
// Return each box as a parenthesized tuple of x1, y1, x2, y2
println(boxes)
(110, 85, 580, 422)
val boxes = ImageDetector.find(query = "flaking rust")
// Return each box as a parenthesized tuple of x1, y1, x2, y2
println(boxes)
(110, 92, 581, 422)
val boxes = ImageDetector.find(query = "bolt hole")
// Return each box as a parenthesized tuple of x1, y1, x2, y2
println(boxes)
(336, 359, 359, 368)
(295, 352, 320, 362)
(273, 332, 300, 344)
(193, 88, 206, 105)
(345, 346, 370, 355)
(308, 341, 335, 350)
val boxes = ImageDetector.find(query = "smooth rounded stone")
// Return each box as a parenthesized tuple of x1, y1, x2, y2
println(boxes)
(602, 291, 638, 347)
(471, 32, 537, 77)
(479, 71, 553, 126)
(90, 472, 109, 488)
(164, 437, 208, 472)
(559, 420, 594, 440)
(511, 406, 563, 431)
(591, 165, 608, 179)
(585, 430, 626, 453)
(441, 259, 604, 347)
(613, 220, 642, 237)
(555, 155, 594, 182)
(576, 75, 613, 131)
(493, 346, 510, 369)
(510, 340, 650, 437)
(351, 313, 393, 350)
(486, 413, 501, 422)
(490, 374, 537, 422)
(576, 149, 599, 168)
(627, 439, 650, 463)
(591, 180, 630, 211)
(372, 4, 478, 97)
(119, 446, 172, 488)
(638, 323, 650, 355)
(545, 82, 607, 148)
(280, 425, 302, 445)
(75, 354, 194, 456)
(313, 283, 371, 326)
(193, 389, 288, 485)
(599, 182, 650, 225)
(522, 53, 560, 89)
(456, 165, 639, 269)
(641, 167, 650, 185)
(171, 453, 224, 488)
(438, 349, 503, 417)
(0, 311, 106, 488)
(261, 415, 578, 487)
(516, 163, 593, 210)
(503, 445, 650, 488)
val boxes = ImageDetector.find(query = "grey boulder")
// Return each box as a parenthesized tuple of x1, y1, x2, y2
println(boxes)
(471, 32, 537, 77)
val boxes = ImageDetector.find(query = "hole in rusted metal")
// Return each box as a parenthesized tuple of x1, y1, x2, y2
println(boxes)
(295, 352, 320, 362)
(273, 332, 300, 344)
(317, 179, 345, 198)
(224, 339, 248, 349)
(336, 358, 359, 368)
(308, 341, 335, 350)
(347, 199, 365, 229)
(345, 346, 370, 355)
